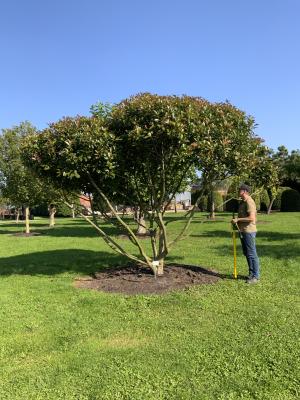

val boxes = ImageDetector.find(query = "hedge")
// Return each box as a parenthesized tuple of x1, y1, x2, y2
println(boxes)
(272, 187, 291, 210)
(281, 188, 300, 211)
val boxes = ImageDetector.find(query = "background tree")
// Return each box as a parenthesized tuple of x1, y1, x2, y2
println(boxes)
(0, 122, 45, 233)
(272, 146, 300, 192)
(248, 144, 280, 214)
(0, 122, 66, 231)
(284, 150, 300, 185)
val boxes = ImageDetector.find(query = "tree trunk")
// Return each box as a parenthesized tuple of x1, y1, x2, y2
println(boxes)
(71, 204, 75, 219)
(267, 198, 275, 215)
(210, 200, 216, 219)
(156, 226, 166, 276)
(15, 208, 20, 223)
(25, 206, 30, 234)
(136, 213, 147, 235)
(157, 259, 164, 276)
(208, 191, 216, 219)
(49, 205, 56, 227)
(174, 201, 177, 213)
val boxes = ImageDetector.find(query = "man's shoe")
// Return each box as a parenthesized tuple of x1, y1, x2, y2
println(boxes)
(246, 277, 259, 284)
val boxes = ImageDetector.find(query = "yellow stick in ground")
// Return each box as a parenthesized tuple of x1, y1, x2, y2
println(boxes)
(232, 230, 237, 279)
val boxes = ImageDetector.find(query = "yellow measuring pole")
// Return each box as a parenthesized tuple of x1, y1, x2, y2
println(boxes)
(232, 229, 237, 279)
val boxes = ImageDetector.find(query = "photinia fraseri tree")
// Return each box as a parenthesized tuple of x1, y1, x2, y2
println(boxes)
(23, 94, 263, 276)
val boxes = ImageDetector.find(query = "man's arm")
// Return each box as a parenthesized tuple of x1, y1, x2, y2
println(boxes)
(232, 211, 256, 224)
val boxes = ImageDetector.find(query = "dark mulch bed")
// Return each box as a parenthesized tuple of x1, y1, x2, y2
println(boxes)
(74, 264, 220, 295)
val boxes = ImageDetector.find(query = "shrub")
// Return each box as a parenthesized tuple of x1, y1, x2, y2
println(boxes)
(191, 190, 201, 206)
(214, 191, 224, 212)
(31, 203, 48, 217)
(260, 189, 270, 212)
(191, 190, 208, 211)
(198, 195, 208, 211)
(207, 191, 224, 212)
(252, 193, 261, 211)
(272, 187, 291, 210)
(32, 202, 73, 217)
(224, 196, 239, 212)
(281, 188, 300, 211)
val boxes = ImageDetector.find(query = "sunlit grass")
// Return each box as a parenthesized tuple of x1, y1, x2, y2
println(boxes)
(0, 212, 299, 399)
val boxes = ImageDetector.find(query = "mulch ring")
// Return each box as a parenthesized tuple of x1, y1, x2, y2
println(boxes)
(74, 263, 220, 295)
(12, 232, 42, 237)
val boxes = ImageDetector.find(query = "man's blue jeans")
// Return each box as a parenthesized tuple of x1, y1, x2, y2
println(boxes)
(239, 232, 260, 279)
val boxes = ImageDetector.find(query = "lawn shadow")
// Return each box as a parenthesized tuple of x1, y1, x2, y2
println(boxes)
(0, 224, 124, 238)
(193, 230, 300, 260)
(0, 249, 127, 276)
(0, 249, 187, 277)
(0, 248, 238, 283)
(190, 230, 300, 242)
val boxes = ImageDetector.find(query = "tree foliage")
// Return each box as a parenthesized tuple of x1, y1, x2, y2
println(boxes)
(0, 122, 44, 208)
(23, 93, 267, 275)
(0, 122, 68, 230)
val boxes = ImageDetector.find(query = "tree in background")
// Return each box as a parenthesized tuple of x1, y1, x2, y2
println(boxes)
(0, 122, 66, 232)
(272, 146, 300, 192)
(284, 150, 300, 185)
(0, 122, 45, 233)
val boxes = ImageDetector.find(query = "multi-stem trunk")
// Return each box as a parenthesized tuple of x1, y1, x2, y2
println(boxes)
(156, 221, 167, 276)
(25, 206, 30, 234)
(157, 258, 165, 276)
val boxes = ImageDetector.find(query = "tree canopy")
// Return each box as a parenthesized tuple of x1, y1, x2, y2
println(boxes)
(22, 93, 268, 275)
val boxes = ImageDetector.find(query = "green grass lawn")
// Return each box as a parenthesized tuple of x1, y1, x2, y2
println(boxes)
(0, 212, 299, 400)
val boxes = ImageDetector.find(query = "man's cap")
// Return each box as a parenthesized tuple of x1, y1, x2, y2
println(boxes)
(239, 183, 251, 193)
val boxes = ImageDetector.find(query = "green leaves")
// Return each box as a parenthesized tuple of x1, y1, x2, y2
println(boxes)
(21, 94, 277, 267)
(22, 116, 116, 194)
(0, 122, 45, 207)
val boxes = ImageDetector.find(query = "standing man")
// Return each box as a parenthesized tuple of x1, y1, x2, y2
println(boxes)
(231, 184, 260, 284)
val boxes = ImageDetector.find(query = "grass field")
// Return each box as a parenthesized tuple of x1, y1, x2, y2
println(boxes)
(0, 212, 299, 400)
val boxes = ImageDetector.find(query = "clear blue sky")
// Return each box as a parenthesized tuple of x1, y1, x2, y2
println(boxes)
(1, 0, 299, 151)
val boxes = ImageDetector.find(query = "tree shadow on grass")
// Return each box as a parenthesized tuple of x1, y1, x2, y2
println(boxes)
(0, 249, 129, 276)
(195, 231, 300, 260)
(43, 225, 121, 238)
(0, 248, 240, 282)
(190, 230, 300, 242)
(215, 242, 300, 260)
(0, 224, 124, 238)
(0, 249, 188, 277)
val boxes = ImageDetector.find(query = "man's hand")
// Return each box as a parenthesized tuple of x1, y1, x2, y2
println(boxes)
(231, 218, 238, 224)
